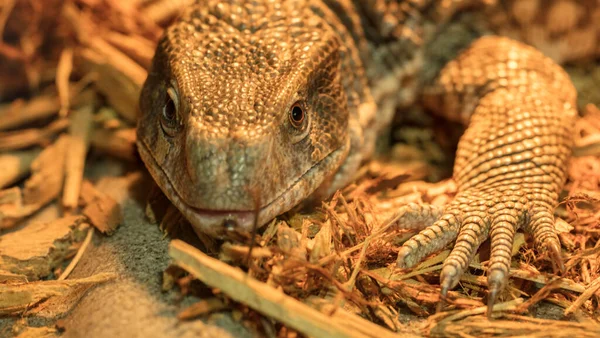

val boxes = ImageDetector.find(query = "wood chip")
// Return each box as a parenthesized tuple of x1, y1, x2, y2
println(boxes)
(12, 325, 57, 338)
(22, 135, 68, 206)
(0, 148, 41, 188)
(141, 0, 194, 25)
(0, 270, 28, 283)
(564, 276, 600, 316)
(56, 48, 74, 117)
(80, 180, 123, 234)
(104, 31, 155, 69)
(89, 127, 137, 161)
(177, 298, 227, 320)
(0, 118, 69, 151)
(0, 273, 116, 316)
(77, 38, 146, 123)
(169, 240, 410, 338)
(62, 105, 94, 209)
(0, 94, 60, 131)
(0, 189, 45, 230)
(0, 215, 89, 280)
(0, 136, 70, 229)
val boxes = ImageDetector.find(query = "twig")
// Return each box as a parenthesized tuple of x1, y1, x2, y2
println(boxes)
(0, 119, 69, 151)
(62, 105, 94, 209)
(56, 48, 74, 117)
(169, 240, 408, 338)
(0, 149, 41, 188)
(436, 298, 524, 324)
(564, 276, 600, 316)
(58, 227, 94, 281)
(0, 0, 15, 39)
(468, 262, 587, 293)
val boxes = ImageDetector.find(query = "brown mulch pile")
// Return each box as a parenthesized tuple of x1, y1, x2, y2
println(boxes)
(0, 1, 599, 337)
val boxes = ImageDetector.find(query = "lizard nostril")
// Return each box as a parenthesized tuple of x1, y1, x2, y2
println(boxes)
(223, 219, 238, 231)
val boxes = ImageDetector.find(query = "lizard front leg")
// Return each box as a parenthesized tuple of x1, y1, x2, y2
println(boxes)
(396, 36, 577, 312)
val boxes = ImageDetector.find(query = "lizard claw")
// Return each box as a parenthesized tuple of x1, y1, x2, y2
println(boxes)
(525, 209, 565, 274)
(396, 246, 413, 269)
(437, 266, 454, 313)
(486, 271, 504, 318)
(394, 192, 565, 315)
(395, 213, 461, 269)
(547, 241, 565, 274)
(435, 279, 451, 313)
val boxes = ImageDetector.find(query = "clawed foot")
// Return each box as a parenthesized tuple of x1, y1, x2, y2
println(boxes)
(393, 190, 564, 316)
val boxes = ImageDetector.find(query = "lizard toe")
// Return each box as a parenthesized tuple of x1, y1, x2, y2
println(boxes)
(439, 212, 490, 292)
(525, 208, 565, 274)
(387, 203, 444, 231)
(437, 268, 455, 313)
(487, 272, 503, 318)
(396, 212, 460, 268)
(486, 210, 519, 315)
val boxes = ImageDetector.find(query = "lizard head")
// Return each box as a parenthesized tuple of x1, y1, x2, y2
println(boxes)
(137, 2, 351, 238)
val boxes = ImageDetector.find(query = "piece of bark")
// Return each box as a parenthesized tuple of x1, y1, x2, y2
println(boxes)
(574, 133, 600, 156)
(169, 240, 409, 338)
(88, 37, 147, 86)
(56, 48, 74, 117)
(0, 118, 69, 151)
(104, 31, 155, 69)
(13, 326, 58, 338)
(89, 127, 137, 162)
(564, 276, 600, 316)
(142, 0, 194, 25)
(22, 135, 68, 206)
(80, 180, 122, 234)
(177, 298, 227, 320)
(0, 94, 60, 131)
(28, 282, 90, 320)
(0, 201, 61, 231)
(77, 37, 146, 123)
(0, 188, 43, 230)
(0, 271, 28, 283)
(0, 215, 89, 280)
(0, 136, 67, 229)
(0, 148, 41, 188)
(62, 105, 94, 209)
(0, 273, 116, 316)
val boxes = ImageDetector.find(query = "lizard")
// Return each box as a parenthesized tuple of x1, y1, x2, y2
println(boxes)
(136, 0, 599, 314)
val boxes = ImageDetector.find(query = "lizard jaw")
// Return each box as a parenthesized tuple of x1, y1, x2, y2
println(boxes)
(137, 138, 349, 238)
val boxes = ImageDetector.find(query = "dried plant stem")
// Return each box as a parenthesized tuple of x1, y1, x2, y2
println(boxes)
(62, 105, 94, 209)
(169, 240, 407, 338)
(58, 227, 94, 281)
(564, 276, 600, 315)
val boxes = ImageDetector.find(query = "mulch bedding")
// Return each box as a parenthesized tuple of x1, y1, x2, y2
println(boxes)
(0, 1, 599, 337)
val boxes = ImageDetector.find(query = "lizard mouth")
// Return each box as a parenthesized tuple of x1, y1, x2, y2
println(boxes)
(137, 139, 347, 238)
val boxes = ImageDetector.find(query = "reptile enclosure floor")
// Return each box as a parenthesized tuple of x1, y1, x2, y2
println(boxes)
(1, 1, 599, 337)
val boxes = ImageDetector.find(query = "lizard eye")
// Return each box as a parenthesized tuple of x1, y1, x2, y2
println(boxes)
(160, 87, 180, 136)
(289, 101, 305, 128)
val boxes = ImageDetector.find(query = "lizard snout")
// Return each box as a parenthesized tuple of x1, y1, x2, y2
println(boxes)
(183, 132, 279, 212)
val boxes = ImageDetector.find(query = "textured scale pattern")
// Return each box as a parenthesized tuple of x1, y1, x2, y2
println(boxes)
(138, 1, 370, 236)
(398, 36, 577, 310)
(137, 0, 599, 313)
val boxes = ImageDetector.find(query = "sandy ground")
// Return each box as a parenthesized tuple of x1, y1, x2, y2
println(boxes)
(59, 169, 257, 338)
(60, 205, 249, 337)
(1, 168, 251, 338)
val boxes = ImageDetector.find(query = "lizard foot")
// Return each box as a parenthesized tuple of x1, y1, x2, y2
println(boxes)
(395, 190, 564, 316)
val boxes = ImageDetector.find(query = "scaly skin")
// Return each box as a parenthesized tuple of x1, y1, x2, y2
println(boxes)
(137, 0, 597, 314)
